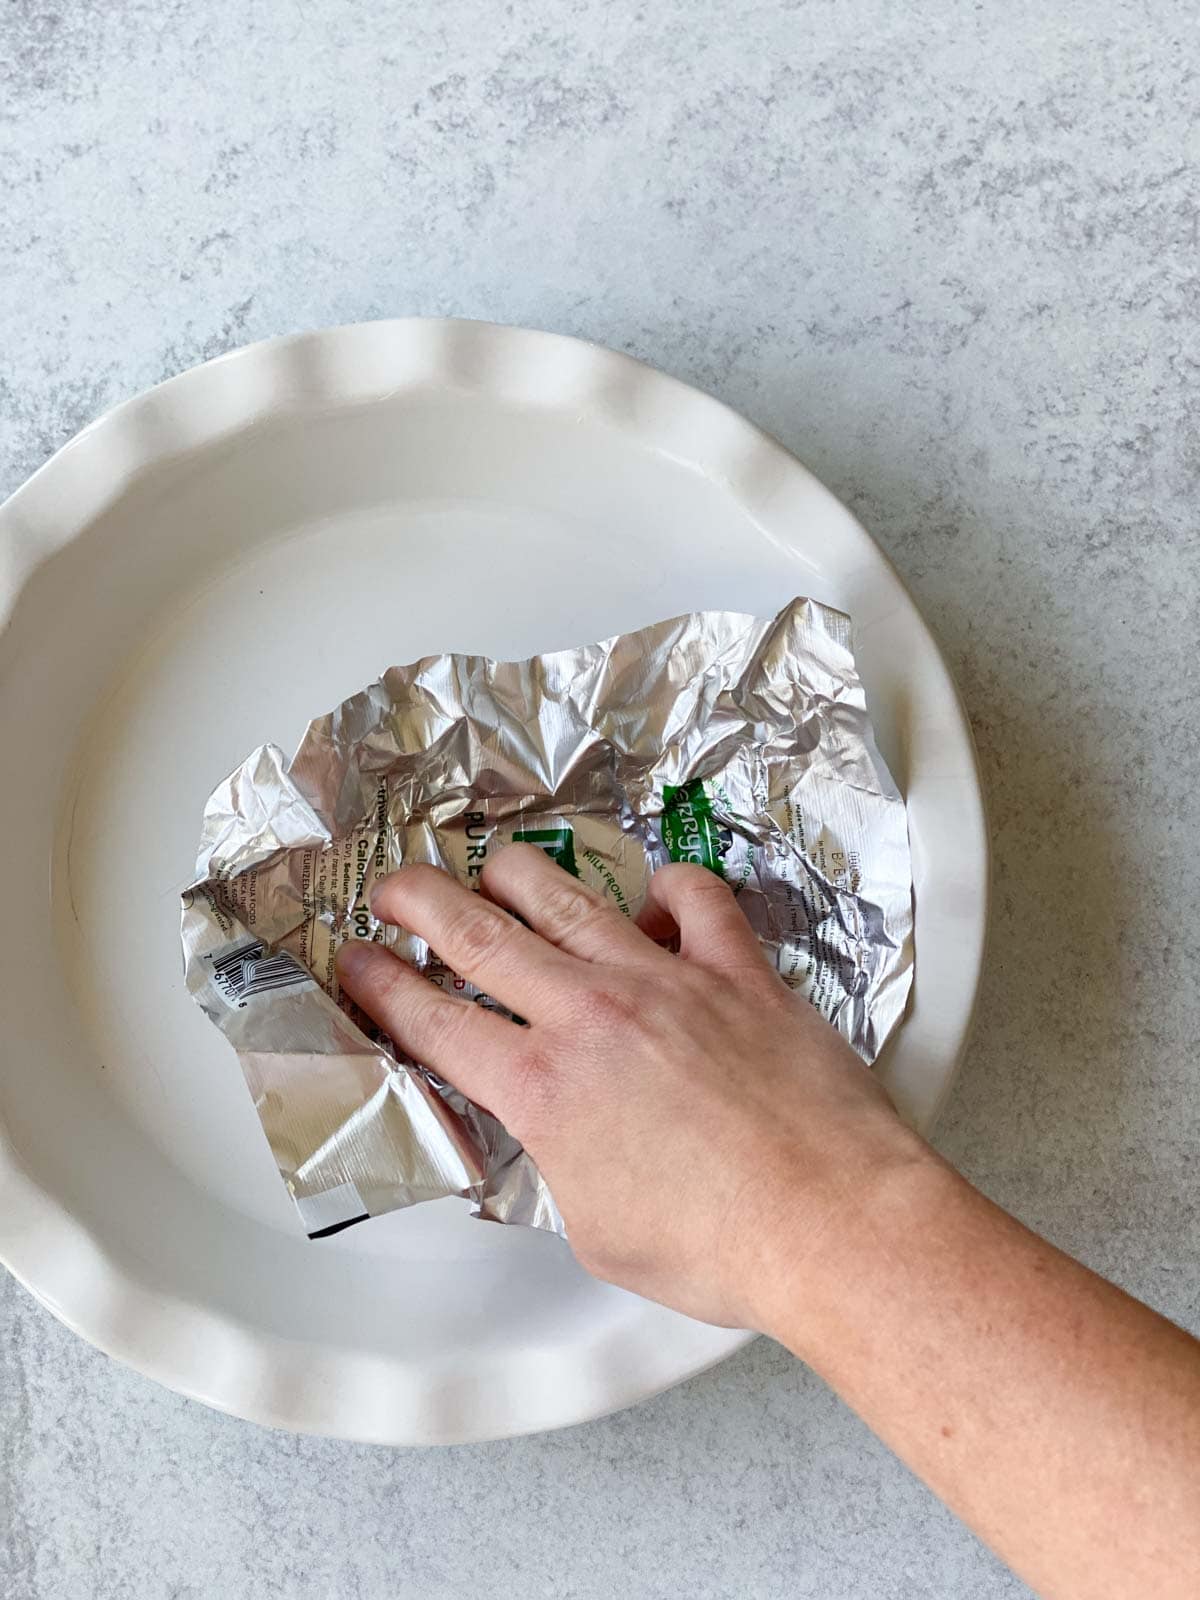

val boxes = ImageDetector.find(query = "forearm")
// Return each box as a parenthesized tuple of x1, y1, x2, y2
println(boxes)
(755, 1153, 1200, 1599)
(340, 855, 1200, 1597)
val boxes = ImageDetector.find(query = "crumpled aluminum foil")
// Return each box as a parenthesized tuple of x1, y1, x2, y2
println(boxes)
(181, 599, 912, 1239)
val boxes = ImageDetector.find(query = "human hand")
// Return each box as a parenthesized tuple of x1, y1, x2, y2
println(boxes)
(335, 844, 929, 1331)
(338, 851, 1200, 1600)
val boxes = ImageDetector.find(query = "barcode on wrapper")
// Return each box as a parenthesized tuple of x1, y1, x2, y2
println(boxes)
(207, 940, 311, 1008)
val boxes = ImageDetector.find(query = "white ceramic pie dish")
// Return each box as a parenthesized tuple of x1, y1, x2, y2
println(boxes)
(0, 319, 987, 1443)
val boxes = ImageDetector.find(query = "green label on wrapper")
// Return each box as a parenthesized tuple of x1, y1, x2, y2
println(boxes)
(513, 826, 581, 879)
(661, 781, 729, 878)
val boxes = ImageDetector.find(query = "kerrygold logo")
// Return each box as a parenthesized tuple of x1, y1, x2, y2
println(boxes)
(513, 826, 581, 879)
(662, 781, 730, 878)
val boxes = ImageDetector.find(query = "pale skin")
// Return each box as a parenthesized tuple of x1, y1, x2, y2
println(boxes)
(336, 844, 1200, 1600)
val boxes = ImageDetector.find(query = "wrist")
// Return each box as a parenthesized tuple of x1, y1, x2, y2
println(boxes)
(736, 1125, 950, 1355)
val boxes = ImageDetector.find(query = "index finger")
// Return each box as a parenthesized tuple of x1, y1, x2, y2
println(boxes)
(371, 863, 578, 1019)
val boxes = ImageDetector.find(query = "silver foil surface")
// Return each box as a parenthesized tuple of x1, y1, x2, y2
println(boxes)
(181, 599, 913, 1238)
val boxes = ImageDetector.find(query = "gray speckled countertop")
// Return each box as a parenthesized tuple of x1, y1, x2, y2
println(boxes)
(3, 3, 1198, 1597)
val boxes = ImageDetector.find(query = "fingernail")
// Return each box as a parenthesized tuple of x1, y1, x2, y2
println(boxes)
(370, 871, 402, 914)
(335, 939, 374, 978)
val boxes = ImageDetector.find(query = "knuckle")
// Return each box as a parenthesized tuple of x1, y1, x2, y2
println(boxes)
(507, 1041, 557, 1119)
(416, 988, 473, 1043)
(574, 981, 645, 1032)
(443, 899, 512, 965)
(374, 965, 443, 1029)
(683, 864, 733, 899)
(361, 952, 412, 1013)
(540, 876, 604, 936)
(657, 860, 727, 898)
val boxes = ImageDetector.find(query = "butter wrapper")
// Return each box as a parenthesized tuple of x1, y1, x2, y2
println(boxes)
(181, 599, 912, 1238)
